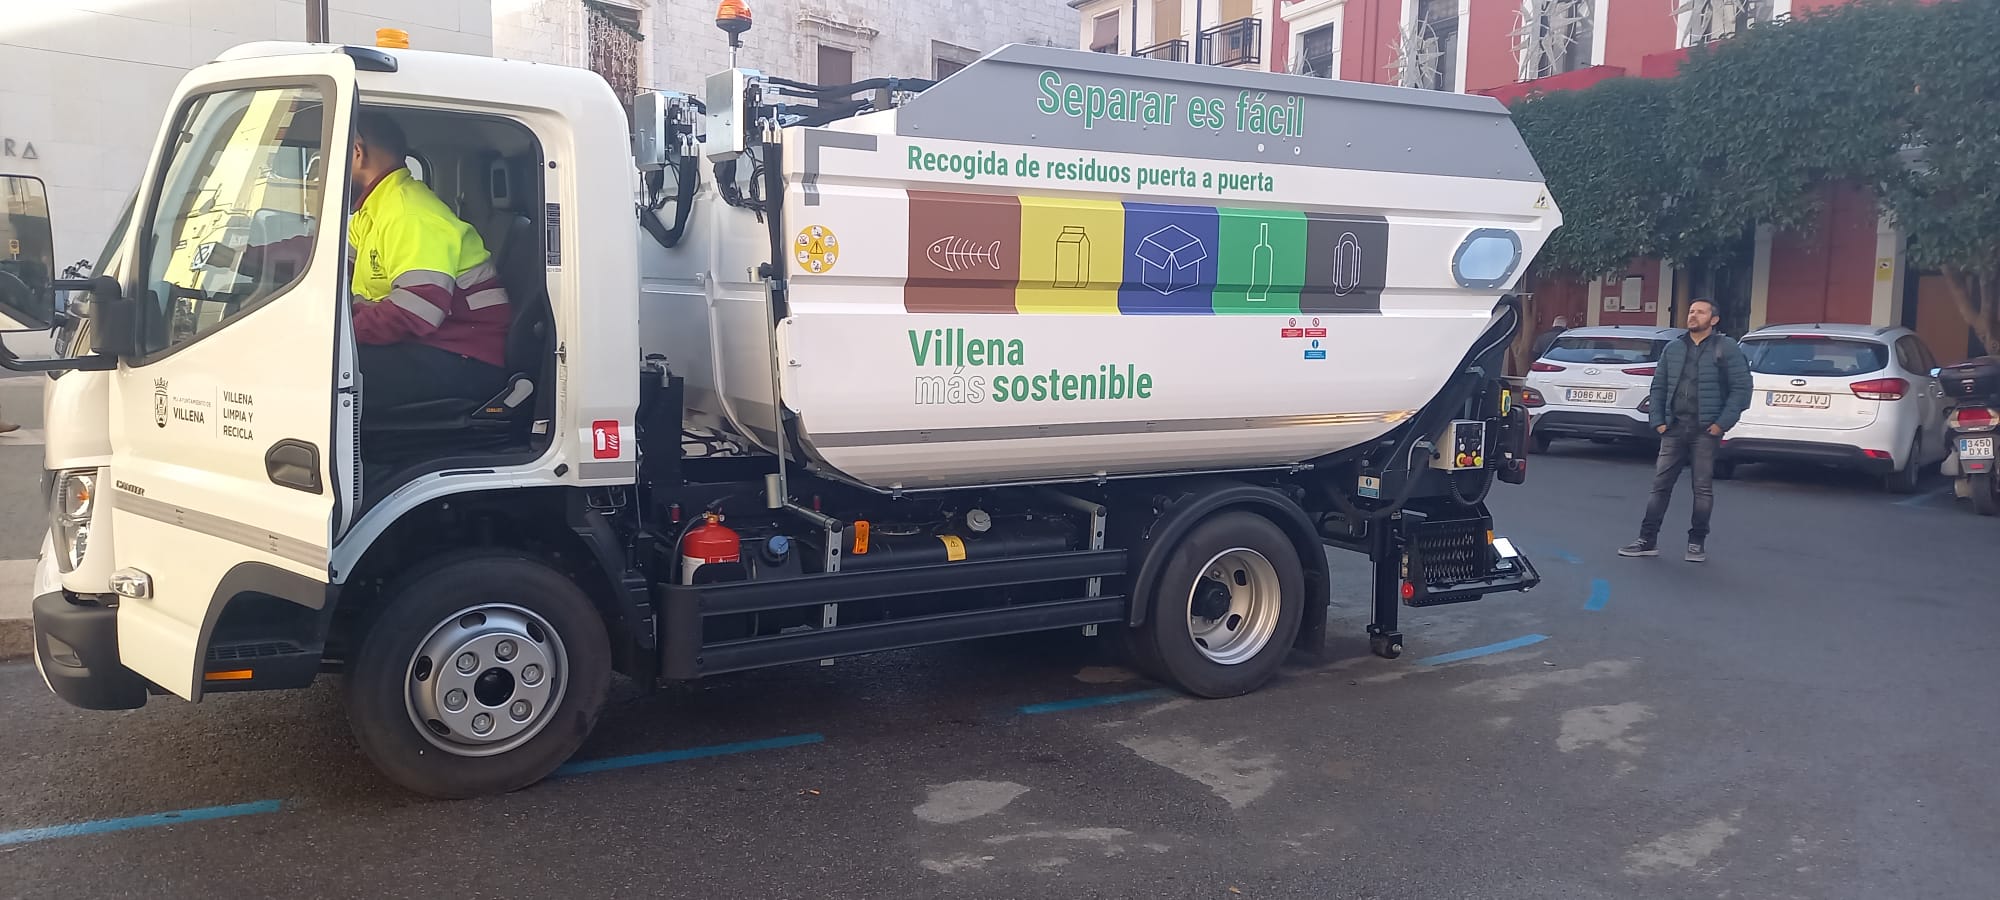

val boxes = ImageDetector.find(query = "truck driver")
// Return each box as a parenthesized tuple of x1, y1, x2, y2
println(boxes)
(345, 112, 511, 410)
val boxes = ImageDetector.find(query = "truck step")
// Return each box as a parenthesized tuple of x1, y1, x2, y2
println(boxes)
(660, 549, 1128, 679)
(201, 639, 321, 693)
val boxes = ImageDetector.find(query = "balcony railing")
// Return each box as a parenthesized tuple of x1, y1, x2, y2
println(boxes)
(1199, 17, 1263, 68)
(1132, 39, 1190, 62)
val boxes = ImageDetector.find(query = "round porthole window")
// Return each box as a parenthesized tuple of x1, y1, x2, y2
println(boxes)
(1452, 229, 1523, 289)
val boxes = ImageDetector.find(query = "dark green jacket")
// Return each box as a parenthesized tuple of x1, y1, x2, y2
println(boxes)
(1649, 333, 1753, 432)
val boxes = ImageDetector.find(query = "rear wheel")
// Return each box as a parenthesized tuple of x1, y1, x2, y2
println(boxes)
(346, 554, 611, 799)
(1974, 473, 1999, 517)
(1532, 431, 1554, 453)
(1132, 511, 1305, 699)
(1712, 460, 1738, 480)
(1884, 437, 1923, 494)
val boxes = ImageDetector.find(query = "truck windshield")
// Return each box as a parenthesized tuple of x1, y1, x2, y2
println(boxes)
(137, 85, 328, 357)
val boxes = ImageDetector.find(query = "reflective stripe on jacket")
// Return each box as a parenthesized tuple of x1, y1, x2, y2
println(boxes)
(348, 168, 510, 367)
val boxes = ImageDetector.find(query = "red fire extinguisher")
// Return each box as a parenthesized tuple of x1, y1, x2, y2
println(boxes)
(681, 512, 741, 585)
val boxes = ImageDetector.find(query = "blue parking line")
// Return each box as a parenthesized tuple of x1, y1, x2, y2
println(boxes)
(552, 733, 826, 777)
(1895, 487, 1950, 508)
(0, 799, 283, 848)
(1584, 578, 1611, 611)
(1551, 549, 1584, 565)
(1416, 634, 1549, 666)
(1019, 689, 1170, 715)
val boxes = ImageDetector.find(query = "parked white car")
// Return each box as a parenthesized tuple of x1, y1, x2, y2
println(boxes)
(1720, 324, 1950, 492)
(1524, 325, 1684, 452)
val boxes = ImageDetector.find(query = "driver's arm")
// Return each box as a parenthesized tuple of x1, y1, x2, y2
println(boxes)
(351, 216, 460, 346)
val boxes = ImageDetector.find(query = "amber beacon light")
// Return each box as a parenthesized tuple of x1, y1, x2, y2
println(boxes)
(716, 0, 752, 42)
(376, 27, 410, 49)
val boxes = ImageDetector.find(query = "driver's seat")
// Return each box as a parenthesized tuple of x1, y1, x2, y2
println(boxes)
(357, 212, 548, 443)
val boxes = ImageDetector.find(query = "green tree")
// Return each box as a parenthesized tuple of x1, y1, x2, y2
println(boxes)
(1509, 0, 2000, 354)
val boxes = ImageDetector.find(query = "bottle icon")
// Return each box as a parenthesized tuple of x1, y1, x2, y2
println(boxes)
(1248, 222, 1274, 302)
(1053, 226, 1090, 289)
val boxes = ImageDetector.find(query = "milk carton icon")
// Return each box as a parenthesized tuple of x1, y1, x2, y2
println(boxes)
(1053, 226, 1090, 288)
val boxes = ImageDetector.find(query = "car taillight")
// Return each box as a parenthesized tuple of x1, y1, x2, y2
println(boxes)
(1522, 387, 1546, 408)
(1530, 362, 1565, 372)
(1637, 396, 1652, 414)
(1850, 378, 1908, 401)
(1624, 366, 1656, 376)
(1948, 406, 2000, 432)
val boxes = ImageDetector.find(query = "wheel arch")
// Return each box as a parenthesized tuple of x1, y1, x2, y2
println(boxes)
(1105, 478, 1329, 655)
(327, 487, 646, 680)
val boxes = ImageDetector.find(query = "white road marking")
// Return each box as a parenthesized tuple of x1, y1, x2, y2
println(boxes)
(915, 781, 1028, 825)
(1625, 810, 1744, 876)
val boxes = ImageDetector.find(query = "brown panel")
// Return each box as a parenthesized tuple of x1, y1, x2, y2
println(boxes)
(906, 191, 1022, 314)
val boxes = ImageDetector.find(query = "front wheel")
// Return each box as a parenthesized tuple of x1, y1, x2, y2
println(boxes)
(1974, 473, 1999, 517)
(1132, 511, 1305, 699)
(345, 554, 611, 799)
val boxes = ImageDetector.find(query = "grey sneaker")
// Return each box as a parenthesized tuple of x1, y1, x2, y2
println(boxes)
(1618, 540, 1658, 558)
(1685, 542, 1707, 563)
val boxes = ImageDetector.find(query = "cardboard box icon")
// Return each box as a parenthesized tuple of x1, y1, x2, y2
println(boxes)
(1134, 224, 1209, 295)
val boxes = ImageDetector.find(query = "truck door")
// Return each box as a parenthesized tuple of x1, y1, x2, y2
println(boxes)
(105, 53, 358, 700)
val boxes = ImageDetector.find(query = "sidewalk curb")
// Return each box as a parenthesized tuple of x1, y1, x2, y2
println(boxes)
(1, 618, 30, 662)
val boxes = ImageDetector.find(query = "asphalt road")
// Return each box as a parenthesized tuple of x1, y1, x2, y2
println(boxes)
(3, 442, 1997, 899)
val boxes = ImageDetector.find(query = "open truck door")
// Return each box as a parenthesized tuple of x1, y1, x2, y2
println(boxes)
(99, 50, 360, 700)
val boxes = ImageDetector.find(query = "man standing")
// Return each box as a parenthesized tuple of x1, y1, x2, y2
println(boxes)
(1619, 299, 1751, 562)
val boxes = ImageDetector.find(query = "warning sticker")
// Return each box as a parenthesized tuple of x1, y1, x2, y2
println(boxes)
(938, 534, 966, 562)
(795, 224, 840, 274)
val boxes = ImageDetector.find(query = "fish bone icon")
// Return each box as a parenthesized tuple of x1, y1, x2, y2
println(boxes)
(926, 236, 1004, 273)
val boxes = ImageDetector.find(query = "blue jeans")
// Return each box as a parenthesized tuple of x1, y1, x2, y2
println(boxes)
(1640, 423, 1718, 544)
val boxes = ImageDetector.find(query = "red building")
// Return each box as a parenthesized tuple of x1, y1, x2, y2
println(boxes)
(1066, 0, 1977, 362)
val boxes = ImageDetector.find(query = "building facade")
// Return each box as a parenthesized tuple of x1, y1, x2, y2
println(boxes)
(497, 0, 1077, 115)
(1062, 0, 1974, 362)
(2, 0, 1075, 279)
(1, 1, 496, 270)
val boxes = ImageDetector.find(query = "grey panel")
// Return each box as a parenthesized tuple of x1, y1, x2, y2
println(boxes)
(809, 409, 1411, 448)
(803, 131, 878, 206)
(579, 462, 638, 481)
(894, 43, 1545, 183)
(117, 492, 329, 572)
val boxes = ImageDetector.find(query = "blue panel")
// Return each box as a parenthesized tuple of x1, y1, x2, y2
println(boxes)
(1118, 202, 1219, 314)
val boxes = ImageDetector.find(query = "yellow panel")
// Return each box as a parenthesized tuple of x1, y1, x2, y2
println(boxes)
(1017, 196, 1125, 314)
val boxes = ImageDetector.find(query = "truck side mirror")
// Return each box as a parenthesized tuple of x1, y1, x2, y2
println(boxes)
(0, 174, 59, 333)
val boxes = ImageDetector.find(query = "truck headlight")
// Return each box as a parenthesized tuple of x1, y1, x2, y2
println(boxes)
(53, 470, 96, 574)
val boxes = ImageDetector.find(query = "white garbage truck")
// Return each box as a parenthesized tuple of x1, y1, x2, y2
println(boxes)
(0, 16, 1559, 798)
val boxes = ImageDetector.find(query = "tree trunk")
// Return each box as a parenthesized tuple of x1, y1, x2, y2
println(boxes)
(1942, 266, 2000, 357)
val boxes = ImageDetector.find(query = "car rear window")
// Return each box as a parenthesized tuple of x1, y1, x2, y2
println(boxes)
(1544, 337, 1669, 365)
(1741, 337, 1888, 377)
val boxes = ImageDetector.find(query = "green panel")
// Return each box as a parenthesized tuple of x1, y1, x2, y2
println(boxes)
(1213, 208, 1306, 314)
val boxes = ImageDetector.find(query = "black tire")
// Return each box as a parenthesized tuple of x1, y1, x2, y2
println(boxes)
(1974, 473, 1999, 517)
(345, 553, 611, 799)
(1884, 439, 1923, 494)
(1532, 431, 1554, 453)
(1131, 510, 1305, 699)
(1713, 460, 1738, 481)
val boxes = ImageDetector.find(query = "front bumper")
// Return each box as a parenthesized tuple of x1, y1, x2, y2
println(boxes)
(33, 591, 149, 711)
(1533, 409, 1656, 441)
(1719, 437, 1895, 473)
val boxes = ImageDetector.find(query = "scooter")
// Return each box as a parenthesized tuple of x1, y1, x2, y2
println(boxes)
(1939, 355, 2000, 516)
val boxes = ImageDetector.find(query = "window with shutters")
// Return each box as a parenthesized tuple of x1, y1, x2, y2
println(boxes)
(817, 45, 854, 86)
(586, 1, 644, 125)
(1091, 12, 1121, 53)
